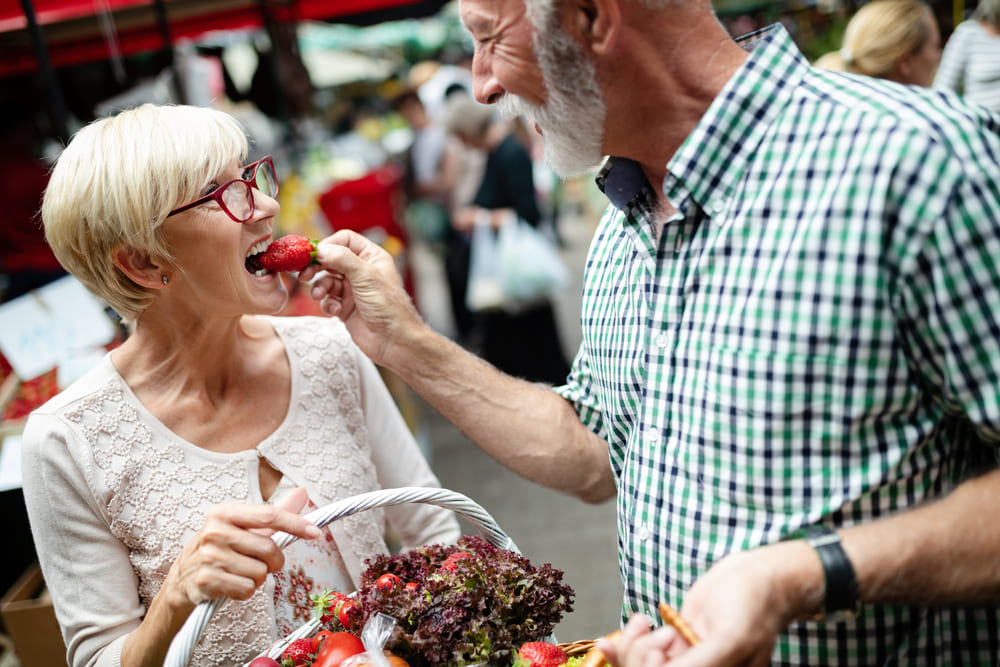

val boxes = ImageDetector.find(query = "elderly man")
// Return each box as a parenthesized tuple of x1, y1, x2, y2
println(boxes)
(302, 0, 1000, 664)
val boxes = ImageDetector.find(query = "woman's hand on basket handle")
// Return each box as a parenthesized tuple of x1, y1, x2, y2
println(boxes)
(166, 487, 321, 606)
(119, 488, 321, 667)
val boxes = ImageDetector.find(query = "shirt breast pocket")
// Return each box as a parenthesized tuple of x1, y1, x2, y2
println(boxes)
(683, 343, 852, 515)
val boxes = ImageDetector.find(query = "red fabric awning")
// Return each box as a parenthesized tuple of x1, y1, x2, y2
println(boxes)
(0, 0, 439, 76)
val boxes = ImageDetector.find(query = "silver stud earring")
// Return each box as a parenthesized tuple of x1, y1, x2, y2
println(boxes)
(161, 275, 169, 285)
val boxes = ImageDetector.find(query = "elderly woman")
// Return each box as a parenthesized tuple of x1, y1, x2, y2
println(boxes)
(934, 0, 1000, 113)
(22, 103, 460, 667)
(814, 0, 941, 87)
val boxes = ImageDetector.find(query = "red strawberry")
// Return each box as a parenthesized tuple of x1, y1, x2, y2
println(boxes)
(517, 642, 568, 667)
(440, 551, 472, 573)
(280, 637, 316, 666)
(260, 234, 318, 272)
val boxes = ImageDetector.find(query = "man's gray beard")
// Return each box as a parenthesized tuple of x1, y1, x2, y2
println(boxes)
(496, 23, 606, 178)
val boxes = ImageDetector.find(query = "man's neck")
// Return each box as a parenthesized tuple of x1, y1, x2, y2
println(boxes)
(651, 197, 677, 241)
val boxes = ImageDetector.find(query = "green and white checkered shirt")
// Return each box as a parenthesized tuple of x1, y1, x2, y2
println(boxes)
(555, 24, 1000, 665)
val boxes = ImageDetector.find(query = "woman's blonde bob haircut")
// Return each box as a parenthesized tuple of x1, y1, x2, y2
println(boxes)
(837, 0, 934, 80)
(41, 104, 249, 322)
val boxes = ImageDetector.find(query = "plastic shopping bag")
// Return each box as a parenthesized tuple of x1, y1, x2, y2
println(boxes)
(465, 212, 507, 312)
(341, 613, 398, 667)
(496, 215, 570, 306)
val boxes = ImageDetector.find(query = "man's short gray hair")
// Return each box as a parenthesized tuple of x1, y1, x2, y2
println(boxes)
(523, 0, 683, 28)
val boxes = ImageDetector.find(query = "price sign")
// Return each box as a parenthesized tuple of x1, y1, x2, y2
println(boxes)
(0, 276, 116, 380)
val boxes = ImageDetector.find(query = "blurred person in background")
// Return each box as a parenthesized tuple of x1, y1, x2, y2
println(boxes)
(442, 95, 570, 385)
(934, 0, 1000, 113)
(23, 103, 459, 667)
(814, 0, 941, 87)
(301, 0, 1000, 663)
(392, 87, 480, 343)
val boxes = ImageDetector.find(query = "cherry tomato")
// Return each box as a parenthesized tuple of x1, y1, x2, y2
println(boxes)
(376, 573, 401, 593)
(439, 551, 472, 572)
(337, 599, 357, 628)
(312, 631, 365, 667)
(404, 582, 419, 591)
(312, 630, 334, 652)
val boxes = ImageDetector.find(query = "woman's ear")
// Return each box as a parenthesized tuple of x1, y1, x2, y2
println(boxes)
(113, 245, 169, 289)
(567, 0, 620, 55)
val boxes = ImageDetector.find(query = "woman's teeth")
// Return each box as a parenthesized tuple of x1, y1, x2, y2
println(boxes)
(245, 239, 272, 275)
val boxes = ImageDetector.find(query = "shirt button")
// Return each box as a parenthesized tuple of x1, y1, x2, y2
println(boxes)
(710, 199, 725, 215)
(637, 525, 650, 541)
(656, 333, 669, 348)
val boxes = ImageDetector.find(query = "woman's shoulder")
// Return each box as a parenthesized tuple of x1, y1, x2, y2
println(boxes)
(265, 315, 360, 369)
(28, 353, 120, 420)
(953, 19, 992, 40)
(265, 314, 350, 342)
(22, 354, 127, 467)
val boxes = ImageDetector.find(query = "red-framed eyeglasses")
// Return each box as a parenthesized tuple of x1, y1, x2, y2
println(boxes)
(167, 156, 279, 223)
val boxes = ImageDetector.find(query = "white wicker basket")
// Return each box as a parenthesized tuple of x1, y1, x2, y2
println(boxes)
(164, 486, 519, 667)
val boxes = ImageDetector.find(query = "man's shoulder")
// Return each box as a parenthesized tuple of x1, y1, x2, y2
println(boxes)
(799, 71, 1000, 161)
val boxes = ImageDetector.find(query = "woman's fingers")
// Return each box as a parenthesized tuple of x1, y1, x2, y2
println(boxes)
(209, 497, 321, 542)
(169, 493, 320, 606)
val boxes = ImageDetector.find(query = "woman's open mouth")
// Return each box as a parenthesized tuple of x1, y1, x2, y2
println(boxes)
(245, 239, 272, 276)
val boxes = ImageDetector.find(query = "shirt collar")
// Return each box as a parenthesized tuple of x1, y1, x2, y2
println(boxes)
(596, 24, 808, 215)
(667, 24, 808, 210)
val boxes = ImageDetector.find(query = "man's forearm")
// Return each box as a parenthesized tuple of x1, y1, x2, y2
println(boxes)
(384, 326, 616, 503)
(843, 466, 1000, 607)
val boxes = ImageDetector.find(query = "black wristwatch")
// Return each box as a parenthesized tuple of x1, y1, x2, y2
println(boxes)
(796, 524, 860, 621)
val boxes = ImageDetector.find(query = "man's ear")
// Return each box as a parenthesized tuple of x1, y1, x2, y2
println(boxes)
(567, 0, 620, 55)
(113, 245, 168, 289)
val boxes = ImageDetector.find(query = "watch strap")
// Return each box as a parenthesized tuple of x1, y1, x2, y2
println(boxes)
(798, 524, 859, 621)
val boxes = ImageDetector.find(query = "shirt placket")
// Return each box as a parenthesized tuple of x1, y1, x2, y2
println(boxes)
(623, 203, 705, 613)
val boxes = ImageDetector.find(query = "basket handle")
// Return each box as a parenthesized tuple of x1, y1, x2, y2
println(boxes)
(164, 486, 518, 667)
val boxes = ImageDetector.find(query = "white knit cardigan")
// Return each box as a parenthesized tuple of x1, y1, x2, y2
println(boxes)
(22, 316, 461, 667)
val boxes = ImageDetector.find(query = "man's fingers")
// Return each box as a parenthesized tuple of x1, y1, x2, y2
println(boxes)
(315, 230, 387, 275)
(326, 228, 387, 261)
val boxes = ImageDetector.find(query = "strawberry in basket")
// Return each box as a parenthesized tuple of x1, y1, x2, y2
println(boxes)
(257, 235, 319, 273)
(516, 642, 569, 667)
(280, 638, 317, 666)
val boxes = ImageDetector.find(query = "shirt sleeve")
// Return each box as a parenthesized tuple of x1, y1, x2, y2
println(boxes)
(354, 351, 462, 549)
(893, 126, 1000, 443)
(553, 345, 609, 441)
(933, 22, 969, 94)
(21, 412, 141, 667)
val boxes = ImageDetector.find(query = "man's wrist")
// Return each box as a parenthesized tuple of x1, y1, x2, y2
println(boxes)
(794, 525, 861, 621)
